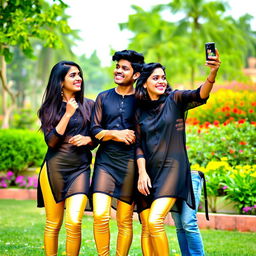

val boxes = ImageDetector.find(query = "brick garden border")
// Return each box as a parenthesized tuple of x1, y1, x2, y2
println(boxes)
(1, 188, 255, 232)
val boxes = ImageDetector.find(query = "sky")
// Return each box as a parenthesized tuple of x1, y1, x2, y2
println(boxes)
(64, 0, 256, 66)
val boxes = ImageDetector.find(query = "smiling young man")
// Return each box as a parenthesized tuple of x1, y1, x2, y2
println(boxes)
(90, 50, 145, 256)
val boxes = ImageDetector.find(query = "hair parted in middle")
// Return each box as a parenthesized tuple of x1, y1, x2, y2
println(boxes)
(38, 60, 87, 132)
(112, 50, 145, 73)
(135, 62, 172, 101)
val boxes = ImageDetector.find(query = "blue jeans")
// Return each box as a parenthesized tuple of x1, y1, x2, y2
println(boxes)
(171, 171, 204, 256)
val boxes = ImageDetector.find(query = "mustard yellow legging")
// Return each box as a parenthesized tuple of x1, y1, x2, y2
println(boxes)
(93, 193, 134, 256)
(139, 197, 176, 256)
(40, 165, 87, 256)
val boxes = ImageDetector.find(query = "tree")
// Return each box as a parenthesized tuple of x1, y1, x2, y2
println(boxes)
(121, 0, 256, 87)
(0, 0, 72, 128)
(78, 51, 111, 96)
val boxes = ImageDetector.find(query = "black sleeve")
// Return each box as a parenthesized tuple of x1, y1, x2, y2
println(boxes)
(90, 93, 104, 137)
(135, 108, 145, 160)
(44, 128, 64, 148)
(173, 86, 208, 111)
(86, 99, 99, 150)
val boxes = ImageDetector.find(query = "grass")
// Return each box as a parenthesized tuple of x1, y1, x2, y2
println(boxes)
(0, 199, 256, 255)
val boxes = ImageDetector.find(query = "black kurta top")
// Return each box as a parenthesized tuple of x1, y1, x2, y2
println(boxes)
(135, 87, 207, 213)
(90, 88, 137, 206)
(37, 98, 95, 207)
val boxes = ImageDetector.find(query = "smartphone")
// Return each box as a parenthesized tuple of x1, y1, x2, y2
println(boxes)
(205, 42, 216, 60)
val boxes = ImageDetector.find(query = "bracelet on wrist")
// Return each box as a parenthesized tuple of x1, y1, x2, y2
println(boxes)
(207, 77, 215, 84)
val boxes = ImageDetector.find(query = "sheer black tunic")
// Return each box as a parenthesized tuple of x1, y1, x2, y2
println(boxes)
(135, 87, 207, 213)
(37, 98, 94, 207)
(90, 88, 137, 206)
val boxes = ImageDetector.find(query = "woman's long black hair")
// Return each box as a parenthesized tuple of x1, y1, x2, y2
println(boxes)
(135, 63, 172, 101)
(38, 60, 87, 132)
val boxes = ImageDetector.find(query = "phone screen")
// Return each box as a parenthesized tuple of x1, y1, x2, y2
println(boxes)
(205, 42, 216, 60)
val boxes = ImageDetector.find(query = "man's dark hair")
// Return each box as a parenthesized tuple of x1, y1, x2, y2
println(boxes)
(112, 50, 145, 73)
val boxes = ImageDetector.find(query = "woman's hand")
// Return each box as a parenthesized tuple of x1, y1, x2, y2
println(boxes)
(205, 48, 221, 73)
(65, 98, 78, 118)
(138, 170, 152, 196)
(69, 135, 92, 147)
(112, 129, 136, 145)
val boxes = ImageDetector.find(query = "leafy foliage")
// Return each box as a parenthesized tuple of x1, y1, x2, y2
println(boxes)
(0, 129, 46, 175)
(120, 0, 256, 85)
(0, 0, 71, 61)
(11, 108, 38, 129)
(186, 122, 255, 167)
(223, 165, 256, 214)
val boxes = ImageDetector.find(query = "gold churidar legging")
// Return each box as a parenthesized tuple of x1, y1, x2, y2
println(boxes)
(93, 193, 134, 256)
(139, 197, 176, 256)
(40, 165, 87, 256)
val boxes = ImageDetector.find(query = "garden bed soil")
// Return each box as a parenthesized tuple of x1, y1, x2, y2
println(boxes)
(1, 188, 255, 232)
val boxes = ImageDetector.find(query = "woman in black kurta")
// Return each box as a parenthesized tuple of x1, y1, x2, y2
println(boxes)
(37, 61, 95, 256)
(135, 53, 220, 255)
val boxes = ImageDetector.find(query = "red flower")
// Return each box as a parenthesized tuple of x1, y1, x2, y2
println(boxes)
(233, 108, 239, 113)
(229, 149, 235, 154)
(238, 119, 246, 124)
(239, 141, 247, 145)
(197, 129, 201, 134)
(249, 109, 254, 113)
(251, 102, 256, 106)
(211, 152, 215, 155)
(213, 120, 219, 126)
(204, 121, 211, 128)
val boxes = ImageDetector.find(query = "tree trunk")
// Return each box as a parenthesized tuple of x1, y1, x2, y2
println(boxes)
(0, 55, 16, 128)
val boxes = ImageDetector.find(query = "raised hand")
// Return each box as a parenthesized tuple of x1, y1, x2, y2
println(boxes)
(205, 48, 221, 72)
(65, 98, 78, 117)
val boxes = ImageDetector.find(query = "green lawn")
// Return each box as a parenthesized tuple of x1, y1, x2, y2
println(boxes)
(0, 199, 255, 255)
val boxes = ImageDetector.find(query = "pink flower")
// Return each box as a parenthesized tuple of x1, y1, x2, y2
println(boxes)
(6, 171, 14, 179)
(0, 180, 7, 188)
(15, 176, 25, 184)
(242, 206, 252, 213)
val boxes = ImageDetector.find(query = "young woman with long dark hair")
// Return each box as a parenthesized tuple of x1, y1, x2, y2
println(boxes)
(37, 60, 95, 256)
(135, 51, 221, 255)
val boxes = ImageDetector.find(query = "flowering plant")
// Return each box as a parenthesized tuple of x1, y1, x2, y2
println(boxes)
(187, 89, 256, 125)
(242, 205, 256, 215)
(192, 162, 256, 214)
(222, 165, 256, 214)
(15, 175, 38, 189)
(187, 121, 255, 167)
(0, 171, 38, 189)
(0, 171, 15, 188)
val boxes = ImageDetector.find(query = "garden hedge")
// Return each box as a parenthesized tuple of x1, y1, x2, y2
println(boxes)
(0, 129, 46, 175)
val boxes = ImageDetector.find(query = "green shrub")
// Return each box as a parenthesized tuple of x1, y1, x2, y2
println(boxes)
(186, 121, 255, 167)
(192, 161, 256, 214)
(222, 165, 256, 214)
(0, 129, 46, 175)
(11, 108, 38, 129)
